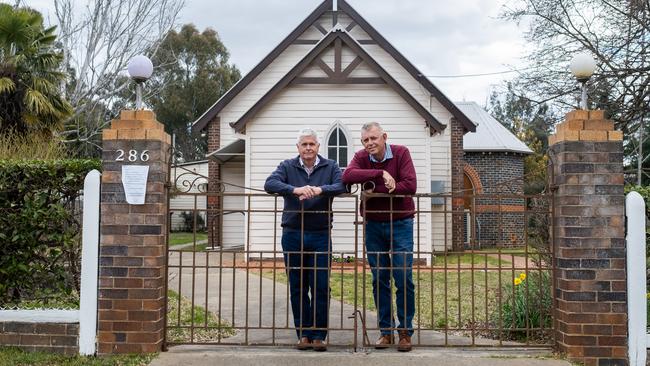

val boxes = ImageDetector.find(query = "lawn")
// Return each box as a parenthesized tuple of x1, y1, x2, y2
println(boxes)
(0, 347, 155, 366)
(166, 290, 235, 343)
(430, 252, 511, 267)
(169, 232, 208, 246)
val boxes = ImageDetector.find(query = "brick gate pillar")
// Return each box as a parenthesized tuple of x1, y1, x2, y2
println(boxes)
(548, 109, 627, 365)
(98, 110, 170, 354)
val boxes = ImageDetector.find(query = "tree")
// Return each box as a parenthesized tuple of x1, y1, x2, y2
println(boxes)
(488, 83, 558, 193)
(53, 0, 184, 157)
(500, 0, 650, 184)
(148, 24, 241, 161)
(0, 4, 72, 135)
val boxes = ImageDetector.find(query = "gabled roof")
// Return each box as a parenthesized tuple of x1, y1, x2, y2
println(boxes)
(192, 0, 476, 133)
(457, 102, 533, 154)
(191, 0, 333, 132)
(229, 29, 445, 134)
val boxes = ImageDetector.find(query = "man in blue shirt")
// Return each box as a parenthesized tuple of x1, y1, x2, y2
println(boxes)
(264, 128, 346, 351)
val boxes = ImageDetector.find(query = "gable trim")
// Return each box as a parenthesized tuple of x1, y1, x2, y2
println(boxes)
(192, 0, 476, 134)
(228, 30, 445, 134)
(337, 0, 476, 133)
(192, 0, 333, 132)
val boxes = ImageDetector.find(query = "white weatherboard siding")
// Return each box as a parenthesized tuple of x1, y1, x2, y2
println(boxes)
(221, 162, 245, 249)
(364, 44, 454, 124)
(245, 83, 433, 258)
(430, 125, 453, 252)
(219, 45, 313, 147)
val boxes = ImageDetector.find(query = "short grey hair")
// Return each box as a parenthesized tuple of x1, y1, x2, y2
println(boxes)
(296, 128, 320, 144)
(361, 122, 383, 132)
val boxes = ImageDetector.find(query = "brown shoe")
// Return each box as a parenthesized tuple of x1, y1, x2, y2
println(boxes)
(296, 337, 312, 350)
(397, 330, 412, 352)
(375, 334, 394, 349)
(312, 339, 327, 352)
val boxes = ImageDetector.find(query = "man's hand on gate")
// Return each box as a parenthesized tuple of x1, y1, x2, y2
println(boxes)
(293, 185, 322, 200)
(382, 171, 396, 193)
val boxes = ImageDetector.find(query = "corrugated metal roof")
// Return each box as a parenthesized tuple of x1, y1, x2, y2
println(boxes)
(457, 101, 533, 154)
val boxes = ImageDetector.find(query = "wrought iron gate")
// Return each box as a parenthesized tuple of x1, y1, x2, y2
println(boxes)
(163, 164, 555, 349)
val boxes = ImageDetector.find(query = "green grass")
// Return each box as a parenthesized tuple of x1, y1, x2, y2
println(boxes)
(262, 268, 543, 329)
(169, 232, 208, 246)
(0, 347, 155, 365)
(166, 290, 235, 343)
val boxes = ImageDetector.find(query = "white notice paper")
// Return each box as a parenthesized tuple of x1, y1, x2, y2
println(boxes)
(121, 165, 149, 204)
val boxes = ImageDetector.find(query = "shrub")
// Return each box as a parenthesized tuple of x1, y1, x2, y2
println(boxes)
(0, 133, 67, 160)
(179, 211, 206, 232)
(0, 159, 100, 307)
(491, 271, 552, 341)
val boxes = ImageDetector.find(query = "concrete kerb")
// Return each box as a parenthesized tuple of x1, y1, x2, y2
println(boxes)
(150, 346, 570, 366)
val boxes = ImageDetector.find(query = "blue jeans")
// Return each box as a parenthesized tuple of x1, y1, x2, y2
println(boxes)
(282, 230, 331, 340)
(365, 218, 415, 336)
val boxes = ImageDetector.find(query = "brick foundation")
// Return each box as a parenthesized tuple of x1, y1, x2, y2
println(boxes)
(549, 109, 627, 365)
(0, 321, 78, 355)
(98, 110, 170, 354)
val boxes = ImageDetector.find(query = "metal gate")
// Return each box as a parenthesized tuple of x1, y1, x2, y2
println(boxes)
(163, 164, 555, 349)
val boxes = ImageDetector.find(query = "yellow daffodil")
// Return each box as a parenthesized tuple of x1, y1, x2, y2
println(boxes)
(647, 293, 650, 299)
(514, 278, 522, 286)
(519, 273, 527, 281)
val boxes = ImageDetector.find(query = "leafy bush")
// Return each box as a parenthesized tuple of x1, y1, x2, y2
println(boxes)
(0, 159, 100, 307)
(491, 271, 552, 341)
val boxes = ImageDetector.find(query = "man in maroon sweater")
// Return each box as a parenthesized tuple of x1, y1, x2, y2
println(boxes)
(342, 122, 416, 352)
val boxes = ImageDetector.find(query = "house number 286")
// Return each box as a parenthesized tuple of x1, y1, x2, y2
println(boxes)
(115, 149, 150, 162)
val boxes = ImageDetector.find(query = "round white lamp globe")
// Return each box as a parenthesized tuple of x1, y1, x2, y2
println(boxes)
(570, 52, 596, 81)
(127, 55, 153, 82)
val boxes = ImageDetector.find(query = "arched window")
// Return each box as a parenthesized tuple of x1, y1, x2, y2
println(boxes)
(327, 125, 348, 167)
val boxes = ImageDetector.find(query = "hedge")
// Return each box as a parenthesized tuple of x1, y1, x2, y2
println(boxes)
(0, 159, 100, 307)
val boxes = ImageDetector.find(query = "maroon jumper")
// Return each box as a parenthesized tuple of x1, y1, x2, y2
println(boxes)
(342, 144, 416, 221)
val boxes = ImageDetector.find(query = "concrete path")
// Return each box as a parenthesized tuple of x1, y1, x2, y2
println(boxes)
(167, 250, 376, 346)
(167, 251, 527, 347)
(150, 346, 571, 366)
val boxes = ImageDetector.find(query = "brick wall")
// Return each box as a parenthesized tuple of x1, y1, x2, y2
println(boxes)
(0, 322, 78, 355)
(549, 109, 627, 365)
(465, 152, 526, 247)
(98, 110, 170, 354)
(450, 118, 465, 250)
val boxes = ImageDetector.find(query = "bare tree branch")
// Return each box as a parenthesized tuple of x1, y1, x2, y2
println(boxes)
(53, 0, 184, 157)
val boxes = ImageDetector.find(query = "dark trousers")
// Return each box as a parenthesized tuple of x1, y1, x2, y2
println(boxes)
(282, 230, 331, 340)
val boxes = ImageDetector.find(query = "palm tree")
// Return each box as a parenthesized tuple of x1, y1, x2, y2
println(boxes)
(0, 4, 72, 135)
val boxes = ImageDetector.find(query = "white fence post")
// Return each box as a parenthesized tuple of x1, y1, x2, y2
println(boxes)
(626, 191, 647, 366)
(79, 170, 101, 355)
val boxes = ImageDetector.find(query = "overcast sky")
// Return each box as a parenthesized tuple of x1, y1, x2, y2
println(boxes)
(29, 0, 529, 107)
